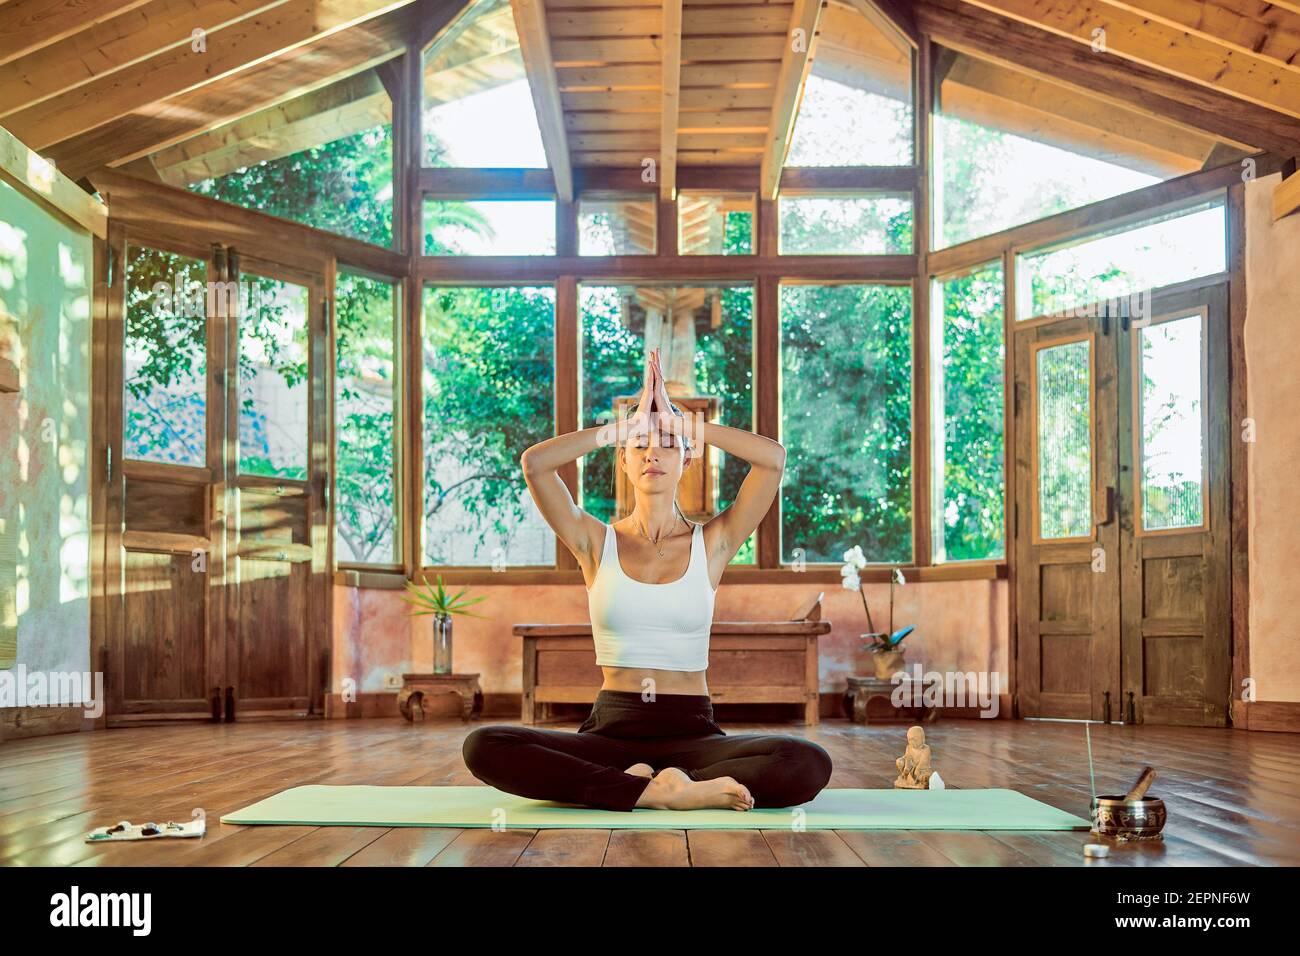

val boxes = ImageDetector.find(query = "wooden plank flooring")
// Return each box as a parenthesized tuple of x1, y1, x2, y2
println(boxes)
(1, 717, 1297, 867)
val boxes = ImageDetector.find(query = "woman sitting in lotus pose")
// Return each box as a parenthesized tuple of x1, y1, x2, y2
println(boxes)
(462, 348, 832, 812)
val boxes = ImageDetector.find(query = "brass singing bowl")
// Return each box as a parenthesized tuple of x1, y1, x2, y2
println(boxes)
(1091, 795, 1167, 839)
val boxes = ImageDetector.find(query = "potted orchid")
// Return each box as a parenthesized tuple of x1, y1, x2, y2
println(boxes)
(399, 575, 492, 675)
(841, 546, 915, 679)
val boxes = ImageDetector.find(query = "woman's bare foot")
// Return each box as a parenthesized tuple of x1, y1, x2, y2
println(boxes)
(634, 767, 754, 811)
(624, 762, 654, 778)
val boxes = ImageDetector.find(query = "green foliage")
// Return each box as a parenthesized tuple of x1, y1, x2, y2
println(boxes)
(936, 266, 1005, 560)
(400, 574, 492, 619)
(192, 124, 394, 248)
(422, 285, 555, 563)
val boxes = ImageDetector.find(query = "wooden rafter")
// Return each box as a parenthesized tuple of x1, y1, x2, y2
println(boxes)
(510, 0, 574, 200)
(1103, 0, 1300, 77)
(914, 0, 1300, 157)
(957, 0, 1300, 120)
(0, 0, 153, 67)
(3, 0, 416, 151)
(661, 0, 683, 200)
(43, 7, 411, 180)
(942, 55, 1221, 175)
(0, 0, 290, 118)
(760, 0, 823, 200)
(151, 71, 390, 185)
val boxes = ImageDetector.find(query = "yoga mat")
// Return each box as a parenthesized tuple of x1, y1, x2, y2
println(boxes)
(221, 786, 1091, 830)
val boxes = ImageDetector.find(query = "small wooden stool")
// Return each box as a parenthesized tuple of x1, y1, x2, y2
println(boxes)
(842, 676, 936, 724)
(398, 673, 483, 722)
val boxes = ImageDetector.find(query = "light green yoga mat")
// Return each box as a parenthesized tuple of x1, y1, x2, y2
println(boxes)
(221, 786, 1090, 830)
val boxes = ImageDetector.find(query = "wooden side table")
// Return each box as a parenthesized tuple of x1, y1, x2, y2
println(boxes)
(843, 676, 936, 724)
(398, 673, 483, 722)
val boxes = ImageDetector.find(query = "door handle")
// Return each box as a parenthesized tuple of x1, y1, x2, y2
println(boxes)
(1094, 485, 1115, 527)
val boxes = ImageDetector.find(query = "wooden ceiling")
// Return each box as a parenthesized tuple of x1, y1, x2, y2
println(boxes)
(1, 0, 1298, 207)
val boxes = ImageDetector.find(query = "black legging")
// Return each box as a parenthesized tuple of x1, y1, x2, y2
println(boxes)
(462, 690, 834, 812)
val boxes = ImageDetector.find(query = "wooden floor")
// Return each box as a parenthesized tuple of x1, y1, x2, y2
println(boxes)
(1, 716, 1297, 867)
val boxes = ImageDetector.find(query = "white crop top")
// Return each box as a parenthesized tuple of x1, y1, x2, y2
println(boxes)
(587, 521, 717, 671)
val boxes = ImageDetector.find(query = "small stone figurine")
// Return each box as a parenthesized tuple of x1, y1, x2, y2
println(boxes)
(894, 725, 939, 789)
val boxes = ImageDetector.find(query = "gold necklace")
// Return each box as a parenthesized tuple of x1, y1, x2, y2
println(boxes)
(635, 513, 681, 557)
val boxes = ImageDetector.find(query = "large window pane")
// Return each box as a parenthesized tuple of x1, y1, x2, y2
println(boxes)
(580, 284, 756, 564)
(1017, 201, 1226, 320)
(183, 75, 393, 248)
(422, 0, 547, 167)
(122, 246, 207, 467)
(1036, 338, 1091, 540)
(678, 191, 754, 255)
(781, 284, 913, 563)
(1138, 313, 1205, 532)
(785, 1, 913, 166)
(933, 48, 1245, 250)
(422, 286, 555, 565)
(578, 195, 656, 255)
(336, 272, 399, 564)
(932, 264, 1004, 562)
(780, 194, 913, 255)
(238, 275, 310, 480)
(424, 199, 556, 255)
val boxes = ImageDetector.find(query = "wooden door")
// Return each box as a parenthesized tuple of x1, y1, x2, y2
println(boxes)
(224, 253, 330, 718)
(1013, 313, 1121, 720)
(106, 237, 228, 724)
(1117, 282, 1231, 726)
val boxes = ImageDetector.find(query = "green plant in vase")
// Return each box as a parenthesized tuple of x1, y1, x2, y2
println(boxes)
(841, 547, 914, 680)
(400, 575, 492, 675)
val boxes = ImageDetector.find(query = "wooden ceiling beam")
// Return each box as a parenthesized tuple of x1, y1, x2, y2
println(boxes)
(0, 0, 153, 67)
(942, 55, 1219, 175)
(1102, 0, 1300, 77)
(956, 0, 1300, 119)
(759, 0, 823, 199)
(0, 0, 290, 117)
(3, 0, 416, 151)
(510, 0, 574, 200)
(661, 0, 683, 200)
(914, 0, 1300, 157)
(152, 71, 390, 184)
(41, 7, 411, 180)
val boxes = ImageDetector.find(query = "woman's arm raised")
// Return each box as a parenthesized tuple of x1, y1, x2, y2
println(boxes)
(648, 349, 785, 565)
(520, 356, 656, 563)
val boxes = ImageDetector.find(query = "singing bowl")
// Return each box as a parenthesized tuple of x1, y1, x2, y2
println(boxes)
(1091, 795, 1167, 839)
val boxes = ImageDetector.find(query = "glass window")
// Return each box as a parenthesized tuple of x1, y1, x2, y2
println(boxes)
(336, 271, 400, 565)
(122, 246, 207, 467)
(785, 1, 913, 166)
(178, 73, 393, 247)
(1035, 338, 1092, 540)
(423, 199, 557, 255)
(780, 283, 913, 563)
(422, 286, 555, 566)
(238, 274, 310, 480)
(678, 191, 754, 255)
(1017, 201, 1226, 321)
(579, 283, 756, 564)
(1138, 313, 1205, 532)
(779, 194, 913, 255)
(932, 49, 1245, 250)
(423, 0, 547, 167)
(578, 195, 656, 255)
(931, 264, 1005, 562)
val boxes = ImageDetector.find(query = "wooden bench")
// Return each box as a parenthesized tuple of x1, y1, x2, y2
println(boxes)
(513, 619, 830, 726)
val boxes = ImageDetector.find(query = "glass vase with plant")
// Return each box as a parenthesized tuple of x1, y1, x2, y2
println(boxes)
(399, 574, 492, 675)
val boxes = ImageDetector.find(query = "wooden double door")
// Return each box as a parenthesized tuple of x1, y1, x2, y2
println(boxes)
(102, 236, 331, 724)
(1014, 280, 1231, 726)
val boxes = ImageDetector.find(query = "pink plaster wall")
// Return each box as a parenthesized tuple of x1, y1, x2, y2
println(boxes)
(332, 578, 1009, 697)
(1244, 174, 1300, 703)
